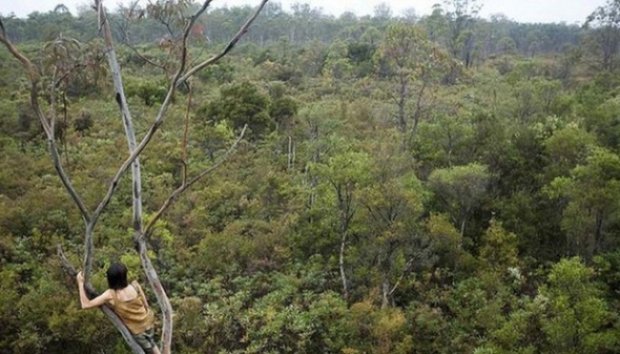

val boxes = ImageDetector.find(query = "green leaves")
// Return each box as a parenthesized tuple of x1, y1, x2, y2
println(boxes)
(546, 147, 620, 258)
(4, 4, 620, 353)
(429, 163, 491, 235)
(479, 219, 519, 272)
(200, 81, 274, 139)
(540, 258, 618, 353)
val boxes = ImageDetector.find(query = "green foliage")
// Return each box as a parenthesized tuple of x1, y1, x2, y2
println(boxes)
(546, 147, 620, 258)
(196, 62, 235, 84)
(3, 4, 620, 354)
(540, 258, 618, 353)
(428, 163, 491, 236)
(125, 77, 168, 106)
(543, 123, 596, 179)
(200, 81, 274, 139)
(270, 95, 298, 130)
(479, 219, 519, 271)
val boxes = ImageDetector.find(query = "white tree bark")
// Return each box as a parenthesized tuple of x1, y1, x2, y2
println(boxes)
(0, 0, 267, 352)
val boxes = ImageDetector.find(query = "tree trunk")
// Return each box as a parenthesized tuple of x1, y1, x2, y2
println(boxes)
(397, 76, 408, 133)
(409, 80, 429, 145)
(288, 136, 293, 171)
(1, 2, 268, 352)
(339, 231, 349, 300)
(594, 211, 604, 256)
(381, 277, 390, 309)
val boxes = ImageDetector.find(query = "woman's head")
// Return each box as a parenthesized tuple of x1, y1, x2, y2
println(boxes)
(106, 262, 128, 290)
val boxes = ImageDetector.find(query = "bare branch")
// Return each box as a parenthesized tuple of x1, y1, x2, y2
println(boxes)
(57, 246, 146, 354)
(93, 4, 175, 352)
(92, 2, 220, 352)
(50, 68, 59, 139)
(178, 0, 269, 84)
(89, 0, 217, 221)
(181, 83, 193, 184)
(88, 0, 210, 233)
(95, 0, 144, 235)
(125, 41, 167, 70)
(0, 29, 39, 82)
(144, 125, 247, 238)
(117, 13, 167, 71)
(92, 0, 148, 280)
(389, 257, 415, 296)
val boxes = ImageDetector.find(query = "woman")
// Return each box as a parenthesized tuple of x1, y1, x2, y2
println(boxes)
(77, 263, 160, 354)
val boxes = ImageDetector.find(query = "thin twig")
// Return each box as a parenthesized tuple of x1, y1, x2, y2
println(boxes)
(143, 125, 247, 238)
(181, 83, 193, 184)
(118, 19, 167, 70)
(127, 41, 167, 69)
(178, 0, 269, 85)
(389, 257, 415, 296)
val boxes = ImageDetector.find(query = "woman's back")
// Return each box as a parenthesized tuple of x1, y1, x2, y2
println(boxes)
(108, 281, 154, 335)
(113, 282, 139, 301)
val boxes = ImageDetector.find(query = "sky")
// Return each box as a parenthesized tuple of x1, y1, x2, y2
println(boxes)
(0, 0, 608, 24)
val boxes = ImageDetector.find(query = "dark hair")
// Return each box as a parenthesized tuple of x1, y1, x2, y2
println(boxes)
(106, 262, 129, 290)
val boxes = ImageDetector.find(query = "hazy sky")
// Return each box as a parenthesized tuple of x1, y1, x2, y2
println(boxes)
(0, 0, 608, 24)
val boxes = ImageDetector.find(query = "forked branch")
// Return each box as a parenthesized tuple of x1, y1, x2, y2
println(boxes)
(178, 0, 269, 84)
(1, 0, 268, 352)
(93, 1, 266, 353)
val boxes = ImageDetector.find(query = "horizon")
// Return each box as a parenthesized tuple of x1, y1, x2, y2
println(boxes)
(0, 0, 607, 25)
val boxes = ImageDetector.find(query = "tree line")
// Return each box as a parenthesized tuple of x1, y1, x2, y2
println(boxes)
(2, 0, 620, 353)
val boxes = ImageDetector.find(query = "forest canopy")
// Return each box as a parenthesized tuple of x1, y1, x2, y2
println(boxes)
(2, 0, 620, 353)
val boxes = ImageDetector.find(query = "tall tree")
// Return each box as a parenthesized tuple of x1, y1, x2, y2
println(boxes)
(376, 23, 449, 142)
(360, 134, 428, 307)
(0, 0, 267, 352)
(546, 147, 620, 259)
(444, 0, 481, 68)
(428, 163, 490, 237)
(313, 137, 371, 300)
(585, 0, 620, 71)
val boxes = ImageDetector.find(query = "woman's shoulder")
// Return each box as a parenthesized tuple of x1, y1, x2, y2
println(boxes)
(130, 280, 145, 291)
(100, 289, 115, 302)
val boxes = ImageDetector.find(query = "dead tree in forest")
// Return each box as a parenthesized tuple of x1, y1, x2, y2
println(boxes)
(0, 0, 267, 353)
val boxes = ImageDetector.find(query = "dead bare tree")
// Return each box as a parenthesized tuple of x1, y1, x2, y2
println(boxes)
(0, 0, 268, 353)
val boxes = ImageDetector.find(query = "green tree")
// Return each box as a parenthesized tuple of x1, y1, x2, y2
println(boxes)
(546, 147, 620, 259)
(543, 123, 596, 179)
(200, 81, 274, 139)
(313, 137, 371, 300)
(585, 0, 620, 71)
(540, 258, 618, 353)
(376, 23, 449, 141)
(444, 0, 481, 68)
(429, 163, 491, 237)
(324, 39, 354, 80)
(479, 219, 519, 272)
(360, 134, 428, 307)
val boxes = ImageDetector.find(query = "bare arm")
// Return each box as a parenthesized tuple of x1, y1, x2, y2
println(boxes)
(77, 271, 113, 309)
